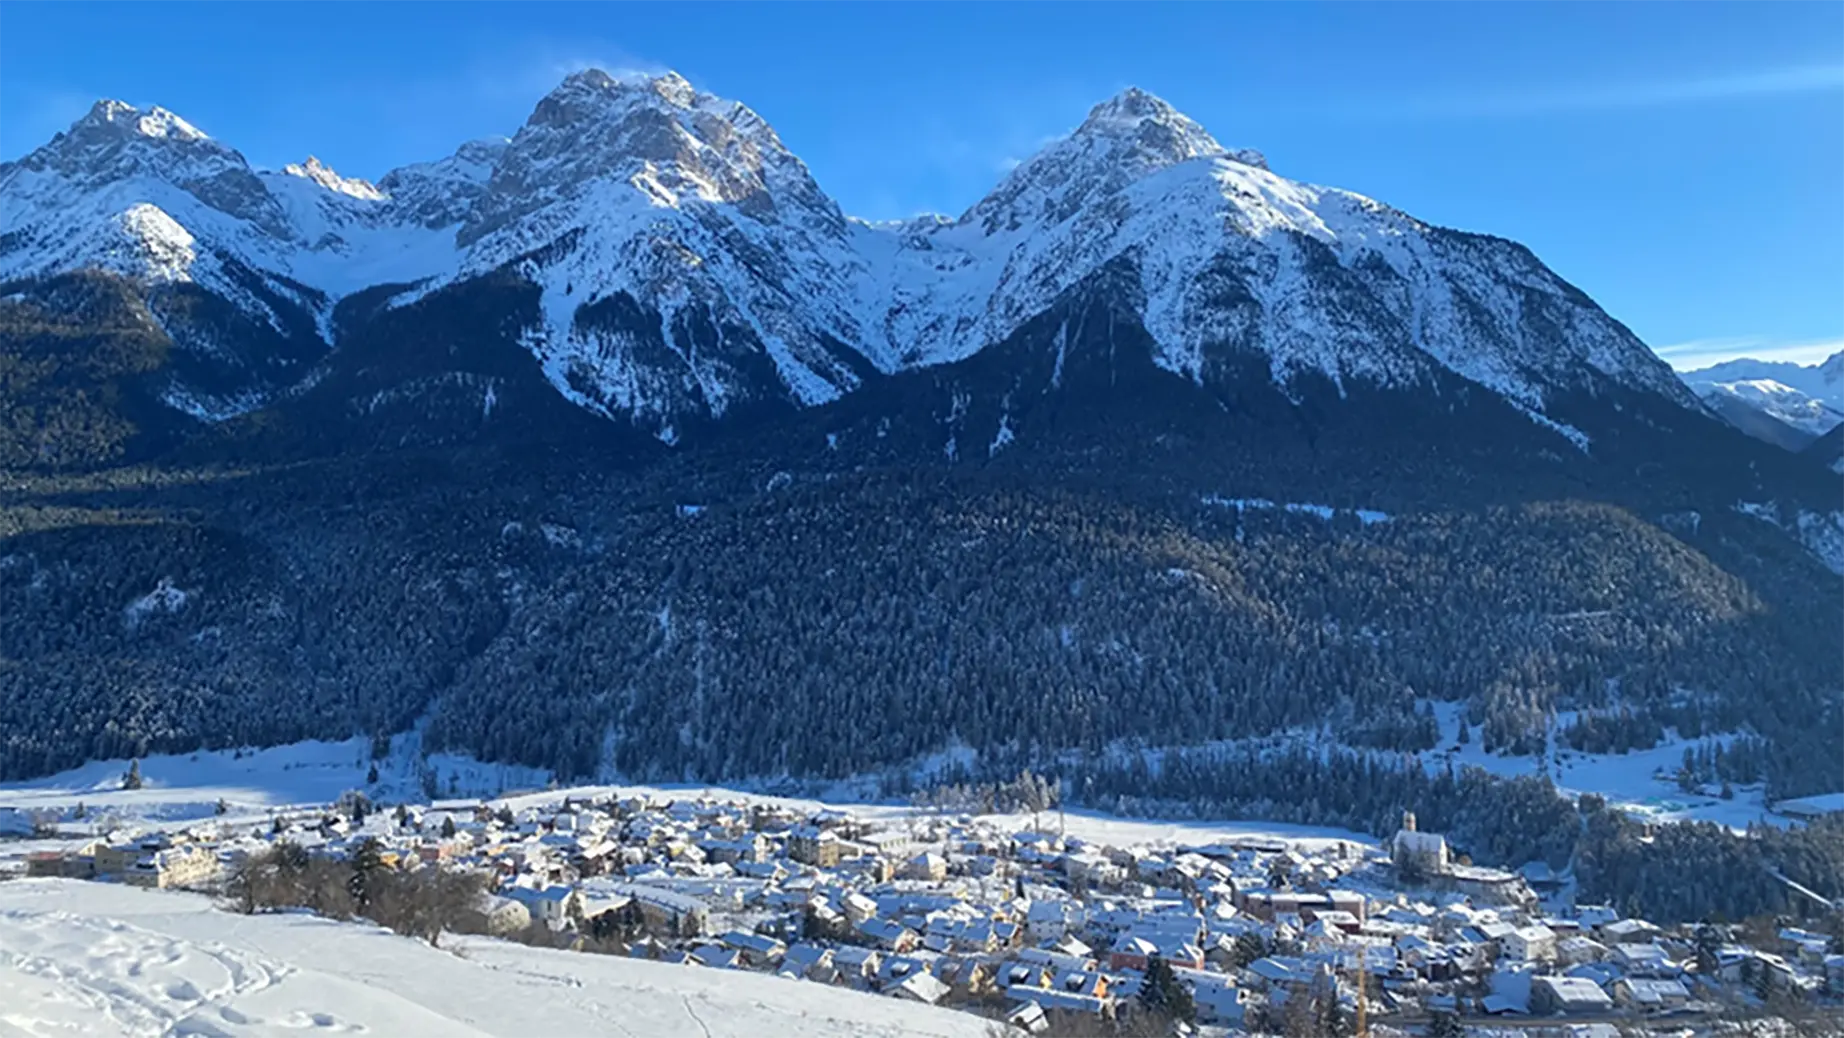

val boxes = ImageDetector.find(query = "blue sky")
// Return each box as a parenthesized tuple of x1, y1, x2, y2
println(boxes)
(3, 2, 1839, 369)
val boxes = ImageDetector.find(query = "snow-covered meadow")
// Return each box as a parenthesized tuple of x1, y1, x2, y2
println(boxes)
(1412, 702, 1786, 831)
(0, 880, 997, 1038)
(0, 702, 1797, 857)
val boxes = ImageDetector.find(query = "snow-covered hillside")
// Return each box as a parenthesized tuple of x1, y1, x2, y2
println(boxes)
(2, 70, 1702, 444)
(0, 880, 996, 1038)
(869, 88, 1691, 418)
(1683, 351, 1844, 440)
(0, 101, 463, 321)
(1687, 374, 1844, 439)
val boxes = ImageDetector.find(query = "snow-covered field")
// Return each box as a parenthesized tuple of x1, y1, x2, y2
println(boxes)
(0, 879, 998, 1038)
(0, 709, 1797, 857)
(0, 736, 546, 827)
(0, 739, 1378, 863)
(1414, 703, 1785, 831)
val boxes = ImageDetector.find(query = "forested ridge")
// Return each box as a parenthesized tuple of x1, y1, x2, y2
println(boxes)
(2, 445, 1836, 797)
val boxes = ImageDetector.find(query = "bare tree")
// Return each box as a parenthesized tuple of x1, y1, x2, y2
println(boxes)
(370, 866, 489, 947)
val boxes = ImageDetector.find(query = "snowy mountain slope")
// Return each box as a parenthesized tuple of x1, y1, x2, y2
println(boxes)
(1691, 377, 1843, 447)
(1684, 351, 1844, 410)
(434, 74, 1701, 445)
(0, 102, 469, 420)
(4, 72, 1711, 446)
(419, 70, 881, 438)
(0, 880, 996, 1038)
(377, 137, 509, 229)
(0, 104, 314, 325)
(1682, 352, 1844, 446)
(1692, 387, 1823, 452)
(0, 102, 456, 318)
(863, 87, 1698, 443)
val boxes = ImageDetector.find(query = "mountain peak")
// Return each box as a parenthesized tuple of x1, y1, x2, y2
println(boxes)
(1081, 86, 1186, 128)
(460, 65, 843, 258)
(78, 100, 209, 143)
(1074, 88, 1268, 172)
(1076, 87, 1223, 159)
(961, 87, 1268, 232)
(280, 155, 384, 200)
(531, 68, 701, 128)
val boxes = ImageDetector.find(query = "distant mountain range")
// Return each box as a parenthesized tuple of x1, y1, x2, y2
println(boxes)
(0, 71, 1836, 804)
(1679, 352, 1844, 451)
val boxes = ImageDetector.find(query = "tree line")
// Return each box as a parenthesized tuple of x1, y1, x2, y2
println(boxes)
(225, 837, 487, 947)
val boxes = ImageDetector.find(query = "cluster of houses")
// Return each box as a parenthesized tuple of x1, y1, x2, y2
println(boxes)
(5, 794, 1841, 1032)
(18, 829, 221, 889)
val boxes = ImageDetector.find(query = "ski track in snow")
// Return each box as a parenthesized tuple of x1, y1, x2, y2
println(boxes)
(0, 906, 293, 1038)
(0, 881, 996, 1038)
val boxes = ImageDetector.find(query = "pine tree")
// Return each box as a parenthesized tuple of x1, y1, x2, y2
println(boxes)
(441, 815, 457, 839)
(1427, 1009, 1466, 1038)
(1138, 955, 1196, 1026)
(348, 837, 386, 913)
(121, 759, 142, 791)
(1233, 932, 1269, 968)
(1694, 924, 1721, 974)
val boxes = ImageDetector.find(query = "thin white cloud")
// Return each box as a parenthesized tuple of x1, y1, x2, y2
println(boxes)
(1360, 63, 1844, 121)
(1654, 336, 1844, 372)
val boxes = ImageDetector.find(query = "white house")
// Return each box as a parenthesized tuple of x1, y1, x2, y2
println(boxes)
(889, 970, 952, 1005)
(1530, 975, 1613, 1015)
(1503, 924, 1557, 963)
(1555, 934, 1607, 966)
(1610, 942, 1675, 977)
(1026, 899, 1085, 942)
(505, 884, 579, 929)
(1612, 977, 1690, 1012)
(1173, 966, 1245, 1024)
(465, 893, 532, 936)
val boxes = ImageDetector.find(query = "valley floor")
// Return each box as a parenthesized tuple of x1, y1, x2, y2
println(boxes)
(0, 718, 1803, 857)
(0, 879, 997, 1038)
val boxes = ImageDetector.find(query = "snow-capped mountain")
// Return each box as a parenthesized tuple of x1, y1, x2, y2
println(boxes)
(0, 72, 1716, 444)
(1680, 351, 1844, 452)
(0, 100, 473, 419)
(1681, 352, 1844, 445)
(1684, 351, 1844, 405)
(861, 87, 1697, 431)
(376, 137, 509, 230)
(429, 69, 880, 433)
(1691, 377, 1844, 440)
